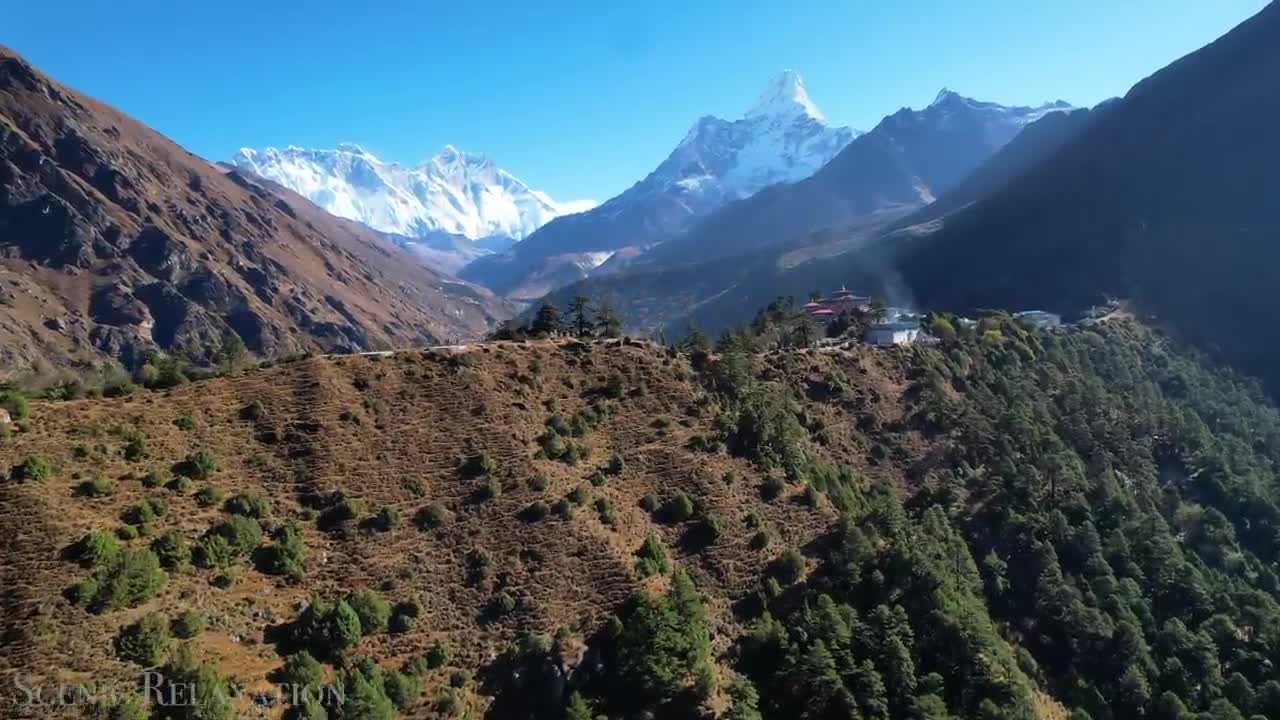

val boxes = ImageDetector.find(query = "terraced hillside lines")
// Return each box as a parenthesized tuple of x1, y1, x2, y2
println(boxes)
(0, 339, 913, 716)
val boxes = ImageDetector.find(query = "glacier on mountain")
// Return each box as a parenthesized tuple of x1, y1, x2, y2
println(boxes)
(230, 144, 591, 244)
(610, 69, 860, 214)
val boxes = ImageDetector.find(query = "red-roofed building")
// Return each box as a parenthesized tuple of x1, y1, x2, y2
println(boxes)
(804, 286, 871, 321)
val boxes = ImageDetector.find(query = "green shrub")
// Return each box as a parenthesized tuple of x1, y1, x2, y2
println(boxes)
(373, 505, 399, 531)
(196, 485, 224, 508)
(116, 525, 139, 541)
(171, 609, 206, 639)
(84, 697, 147, 720)
(72, 530, 120, 568)
(208, 515, 263, 556)
(123, 498, 166, 527)
(328, 496, 364, 524)
(211, 570, 238, 589)
(260, 522, 306, 579)
(275, 650, 324, 690)
(88, 549, 167, 611)
(568, 485, 590, 506)
(589, 470, 608, 487)
(173, 414, 196, 431)
(607, 453, 626, 475)
(78, 476, 116, 498)
(527, 474, 548, 491)
(141, 470, 166, 488)
(553, 498, 574, 519)
(193, 534, 235, 570)
(168, 475, 194, 494)
(663, 493, 695, 522)
(115, 612, 172, 666)
(390, 600, 421, 634)
(0, 391, 30, 420)
(597, 498, 618, 527)
(494, 591, 517, 615)
(224, 493, 271, 518)
(240, 400, 266, 421)
(346, 590, 391, 635)
(159, 647, 234, 720)
(749, 530, 771, 550)
(123, 432, 147, 462)
(760, 476, 786, 502)
(636, 534, 671, 577)
(182, 449, 218, 480)
(803, 484, 822, 508)
(481, 477, 503, 500)
(415, 503, 450, 530)
(151, 531, 190, 570)
(640, 494, 660, 513)
(331, 599, 366, 652)
(459, 451, 497, 478)
(541, 429, 567, 459)
(426, 640, 451, 669)
(524, 501, 551, 522)
(773, 548, 806, 585)
(384, 669, 420, 711)
(102, 376, 137, 400)
(68, 577, 100, 607)
(12, 453, 52, 481)
(545, 413, 571, 436)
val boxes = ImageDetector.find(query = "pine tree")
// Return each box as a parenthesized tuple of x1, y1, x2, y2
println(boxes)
(531, 301, 562, 336)
(595, 297, 623, 338)
(565, 691, 595, 720)
(568, 295, 593, 337)
(727, 676, 764, 720)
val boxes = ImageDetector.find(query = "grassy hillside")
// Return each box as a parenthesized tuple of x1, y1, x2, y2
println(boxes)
(2, 322, 1280, 719)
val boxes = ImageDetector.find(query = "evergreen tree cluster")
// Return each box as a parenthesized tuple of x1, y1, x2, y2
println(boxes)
(491, 294, 624, 340)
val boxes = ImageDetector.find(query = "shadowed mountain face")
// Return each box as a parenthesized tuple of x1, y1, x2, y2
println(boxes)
(879, 2, 1280, 390)
(459, 71, 859, 300)
(636, 90, 1073, 271)
(533, 101, 1092, 338)
(0, 47, 512, 372)
(470, 85, 1069, 302)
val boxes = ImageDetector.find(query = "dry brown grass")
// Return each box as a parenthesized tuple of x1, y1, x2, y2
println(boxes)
(0, 338, 929, 717)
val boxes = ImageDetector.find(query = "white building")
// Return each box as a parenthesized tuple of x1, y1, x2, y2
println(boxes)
(864, 322, 921, 346)
(1014, 310, 1062, 328)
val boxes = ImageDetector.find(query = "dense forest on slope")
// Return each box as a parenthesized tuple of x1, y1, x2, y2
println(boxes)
(2, 317, 1280, 719)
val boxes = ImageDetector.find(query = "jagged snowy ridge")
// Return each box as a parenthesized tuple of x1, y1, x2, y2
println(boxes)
(230, 144, 593, 243)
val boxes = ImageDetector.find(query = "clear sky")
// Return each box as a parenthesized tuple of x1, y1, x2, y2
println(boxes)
(3, 1, 1269, 202)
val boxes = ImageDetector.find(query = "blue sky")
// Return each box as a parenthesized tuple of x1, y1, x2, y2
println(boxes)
(3, 1, 1268, 201)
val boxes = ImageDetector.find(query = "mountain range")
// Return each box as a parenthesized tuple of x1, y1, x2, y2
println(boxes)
(534, 87, 1077, 330)
(230, 144, 594, 274)
(0, 45, 511, 373)
(457, 71, 861, 299)
(882, 0, 1280, 391)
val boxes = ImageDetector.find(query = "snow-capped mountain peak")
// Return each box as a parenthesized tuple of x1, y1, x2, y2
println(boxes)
(931, 87, 959, 107)
(229, 144, 593, 244)
(925, 87, 1074, 125)
(663, 70, 858, 200)
(745, 69, 825, 123)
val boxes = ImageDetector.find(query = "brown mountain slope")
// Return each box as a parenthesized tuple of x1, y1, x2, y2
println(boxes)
(0, 339, 919, 717)
(0, 46, 512, 375)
